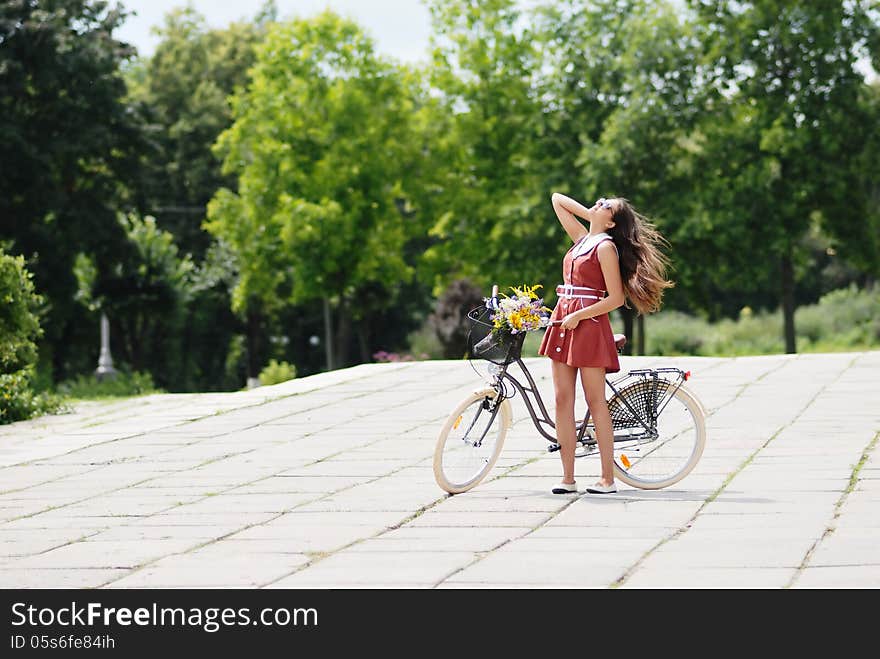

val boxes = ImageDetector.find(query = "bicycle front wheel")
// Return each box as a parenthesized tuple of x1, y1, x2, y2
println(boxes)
(611, 382, 706, 490)
(433, 388, 511, 494)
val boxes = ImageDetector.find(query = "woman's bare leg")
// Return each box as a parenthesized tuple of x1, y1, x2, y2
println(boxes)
(580, 367, 615, 486)
(551, 360, 579, 484)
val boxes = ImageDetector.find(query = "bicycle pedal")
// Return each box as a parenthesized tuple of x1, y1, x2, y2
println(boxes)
(547, 443, 560, 453)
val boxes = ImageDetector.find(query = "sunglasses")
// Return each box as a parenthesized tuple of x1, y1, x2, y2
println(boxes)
(595, 198, 614, 210)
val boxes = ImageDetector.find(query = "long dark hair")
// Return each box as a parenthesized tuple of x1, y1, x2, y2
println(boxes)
(607, 198, 674, 315)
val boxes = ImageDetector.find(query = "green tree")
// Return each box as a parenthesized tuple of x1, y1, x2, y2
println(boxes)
(419, 0, 550, 294)
(685, 0, 880, 352)
(831, 78, 880, 283)
(534, 0, 702, 350)
(206, 11, 423, 373)
(75, 213, 196, 389)
(119, 3, 275, 390)
(125, 3, 272, 258)
(0, 0, 142, 381)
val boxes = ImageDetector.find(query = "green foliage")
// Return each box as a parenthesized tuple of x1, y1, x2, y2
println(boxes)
(0, 368, 68, 425)
(258, 359, 297, 386)
(206, 10, 425, 368)
(643, 286, 879, 356)
(0, 248, 64, 424)
(209, 11, 419, 304)
(518, 285, 880, 359)
(218, 333, 248, 390)
(520, 329, 546, 359)
(125, 5, 269, 258)
(420, 0, 550, 292)
(424, 279, 485, 359)
(78, 212, 195, 388)
(795, 286, 880, 350)
(56, 370, 161, 400)
(3, 0, 879, 395)
(679, 0, 880, 350)
(0, 249, 43, 373)
(119, 4, 272, 391)
(0, 0, 143, 383)
(645, 310, 780, 356)
(405, 324, 445, 360)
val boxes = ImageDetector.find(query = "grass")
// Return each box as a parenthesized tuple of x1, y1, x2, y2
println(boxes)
(54, 370, 162, 401)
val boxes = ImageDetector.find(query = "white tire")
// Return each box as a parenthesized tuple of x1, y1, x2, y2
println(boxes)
(434, 388, 511, 494)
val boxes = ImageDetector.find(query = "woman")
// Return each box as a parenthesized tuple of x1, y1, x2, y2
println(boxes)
(539, 193, 673, 495)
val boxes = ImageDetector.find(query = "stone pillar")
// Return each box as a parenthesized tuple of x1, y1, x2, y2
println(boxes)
(95, 312, 118, 381)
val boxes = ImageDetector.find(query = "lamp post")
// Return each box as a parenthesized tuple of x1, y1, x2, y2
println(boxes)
(94, 311, 118, 381)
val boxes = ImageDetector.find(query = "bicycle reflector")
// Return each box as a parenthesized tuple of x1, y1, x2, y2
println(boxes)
(453, 415, 462, 430)
(685, 371, 691, 380)
(620, 454, 632, 468)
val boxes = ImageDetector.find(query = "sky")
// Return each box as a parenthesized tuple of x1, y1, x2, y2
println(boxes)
(116, 0, 434, 63)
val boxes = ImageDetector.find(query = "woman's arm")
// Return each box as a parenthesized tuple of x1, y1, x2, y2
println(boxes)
(560, 241, 626, 328)
(551, 192, 590, 243)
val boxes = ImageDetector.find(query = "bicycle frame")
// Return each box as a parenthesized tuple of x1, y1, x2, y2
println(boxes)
(485, 356, 688, 454)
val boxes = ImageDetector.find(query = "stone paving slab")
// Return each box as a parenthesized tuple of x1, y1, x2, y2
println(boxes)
(1, 351, 878, 588)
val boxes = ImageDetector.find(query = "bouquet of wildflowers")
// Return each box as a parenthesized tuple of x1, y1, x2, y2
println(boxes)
(472, 284, 551, 358)
(487, 284, 552, 334)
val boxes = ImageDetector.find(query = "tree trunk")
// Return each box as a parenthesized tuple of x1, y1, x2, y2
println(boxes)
(245, 308, 263, 379)
(323, 296, 334, 371)
(636, 314, 645, 356)
(357, 322, 370, 363)
(781, 250, 797, 354)
(116, 316, 134, 371)
(335, 299, 352, 368)
(53, 319, 73, 383)
(618, 307, 635, 355)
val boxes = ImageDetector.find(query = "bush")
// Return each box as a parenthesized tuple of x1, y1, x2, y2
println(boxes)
(0, 249, 66, 424)
(0, 368, 68, 425)
(642, 285, 878, 356)
(404, 323, 444, 360)
(425, 279, 485, 359)
(521, 328, 546, 357)
(57, 370, 161, 399)
(795, 285, 880, 349)
(644, 311, 708, 355)
(704, 311, 784, 356)
(1, 249, 41, 371)
(259, 359, 297, 385)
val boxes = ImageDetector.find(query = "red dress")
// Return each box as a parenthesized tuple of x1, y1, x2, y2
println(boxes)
(539, 235, 621, 372)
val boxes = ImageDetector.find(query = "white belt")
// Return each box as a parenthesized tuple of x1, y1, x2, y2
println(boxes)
(556, 285, 603, 324)
(556, 284, 605, 300)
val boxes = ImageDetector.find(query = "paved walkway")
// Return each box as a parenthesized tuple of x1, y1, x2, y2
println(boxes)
(0, 351, 878, 588)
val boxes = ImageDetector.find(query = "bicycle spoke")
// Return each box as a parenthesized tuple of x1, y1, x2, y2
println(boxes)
(611, 381, 705, 489)
(434, 393, 508, 493)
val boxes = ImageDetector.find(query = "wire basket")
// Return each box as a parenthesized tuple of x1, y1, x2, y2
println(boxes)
(466, 306, 527, 365)
(607, 371, 683, 430)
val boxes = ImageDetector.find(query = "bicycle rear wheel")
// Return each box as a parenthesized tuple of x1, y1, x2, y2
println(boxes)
(434, 388, 511, 494)
(610, 382, 706, 490)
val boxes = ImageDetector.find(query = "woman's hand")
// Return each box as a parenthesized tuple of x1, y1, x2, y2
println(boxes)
(560, 312, 585, 330)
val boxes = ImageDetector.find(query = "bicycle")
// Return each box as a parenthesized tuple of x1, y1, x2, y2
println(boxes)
(433, 287, 707, 494)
